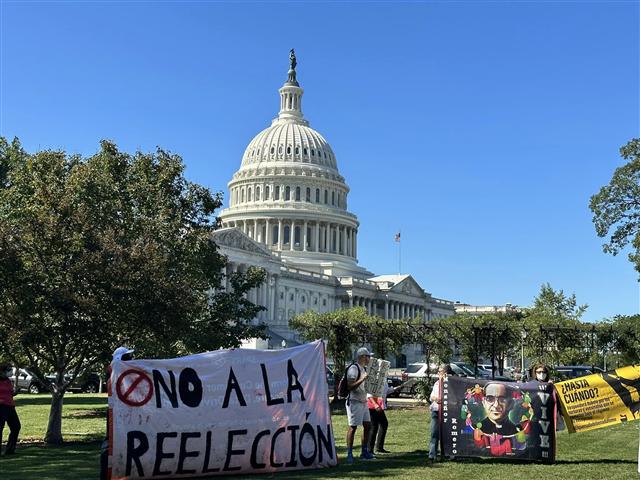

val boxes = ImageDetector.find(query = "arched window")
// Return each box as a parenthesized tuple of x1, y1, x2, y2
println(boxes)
(284, 226, 291, 245)
(324, 190, 328, 204)
(270, 146, 275, 154)
(331, 191, 335, 205)
(256, 186, 261, 201)
(265, 185, 270, 200)
(295, 187, 301, 201)
(241, 189, 245, 203)
(315, 188, 320, 203)
(306, 187, 311, 202)
(275, 186, 280, 200)
(285, 186, 291, 201)
(287, 146, 291, 154)
(278, 145, 283, 154)
(311, 149, 315, 156)
(248, 188, 252, 202)
(294, 226, 301, 246)
(272, 225, 279, 244)
(304, 148, 308, 156)
(295, 146, 299, 155)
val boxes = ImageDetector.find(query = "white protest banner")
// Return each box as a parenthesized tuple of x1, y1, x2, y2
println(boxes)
(108, 340, 336, 479)
(364, 358, 390, 397)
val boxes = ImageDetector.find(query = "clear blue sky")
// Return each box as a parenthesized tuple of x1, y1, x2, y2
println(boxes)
(1, 1, 639, 321)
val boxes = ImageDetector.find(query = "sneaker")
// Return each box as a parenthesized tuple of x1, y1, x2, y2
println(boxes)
(377, 448, 391, 454)
(360, 451, 376, 460)
(345, 454, 355, 464)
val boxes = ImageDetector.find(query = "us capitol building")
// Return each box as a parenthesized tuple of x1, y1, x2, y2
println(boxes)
(214, 52, 455, 366)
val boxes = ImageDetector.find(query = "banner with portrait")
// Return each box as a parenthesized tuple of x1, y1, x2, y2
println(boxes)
(441, 376, 556, 463)
(556, 365, 640, 433)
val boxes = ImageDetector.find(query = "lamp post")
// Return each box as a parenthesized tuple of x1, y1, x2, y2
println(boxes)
(520, 329, 528, 373)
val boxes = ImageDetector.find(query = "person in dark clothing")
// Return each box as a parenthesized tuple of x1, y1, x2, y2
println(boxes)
(0, 364, 21, 455)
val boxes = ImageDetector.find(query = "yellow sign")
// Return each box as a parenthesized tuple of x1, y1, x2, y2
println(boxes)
(556, 365, 640, 433)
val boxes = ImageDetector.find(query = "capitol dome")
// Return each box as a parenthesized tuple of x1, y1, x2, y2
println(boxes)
(240, 122, 338, 171)
(219, 51, 369, 277)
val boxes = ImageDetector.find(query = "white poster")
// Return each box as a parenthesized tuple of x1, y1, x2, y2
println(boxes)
(364, 358, 390, 397)
(108, 340, 336, 479)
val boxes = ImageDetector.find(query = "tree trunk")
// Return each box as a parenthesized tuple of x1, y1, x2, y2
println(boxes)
(45, 391, 65, 444)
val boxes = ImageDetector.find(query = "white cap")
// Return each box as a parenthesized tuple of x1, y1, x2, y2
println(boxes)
(356, 347, 373, 358)
(112, 346, 134, 361)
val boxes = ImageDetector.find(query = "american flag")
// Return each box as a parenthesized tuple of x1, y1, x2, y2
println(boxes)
(394, 232, 401, 242)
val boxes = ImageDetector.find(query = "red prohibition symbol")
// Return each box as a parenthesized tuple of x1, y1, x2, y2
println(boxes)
(116, 369, 153, 407)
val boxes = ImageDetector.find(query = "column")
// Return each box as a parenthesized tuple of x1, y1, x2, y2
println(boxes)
(384, 300, 389, 320)
(315, 222, 320, 252)
(278, 219, 284, 250)
(254, 219, 258, 241)
(326, 224, 330, 252)
(270, 275, 278, 323)
(401, 304, 406, 319)
(341, 226, 347, 255)
(303, 221, 308, 251)
(353, 230, 357, 258)
(349, 295, 353, 308)
(266, 219, 271, 246)
(290, 220, 296, 250)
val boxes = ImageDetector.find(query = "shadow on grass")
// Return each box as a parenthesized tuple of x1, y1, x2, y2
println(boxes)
(15, 395, 107, 407)
(63, 409, 104, 419)
(0, 442, 100, 480)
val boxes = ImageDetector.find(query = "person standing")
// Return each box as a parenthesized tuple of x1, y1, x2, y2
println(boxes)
(0, 364, 21, 455)
(367, 380, 401, 454)
(345, 347, 374, 463)
(428, 363, 452, 463)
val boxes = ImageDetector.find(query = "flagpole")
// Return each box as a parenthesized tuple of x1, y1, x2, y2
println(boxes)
(398, 229, 401, 275)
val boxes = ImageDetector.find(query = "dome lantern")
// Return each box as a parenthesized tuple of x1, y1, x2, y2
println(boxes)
(276, 49, 306, 125)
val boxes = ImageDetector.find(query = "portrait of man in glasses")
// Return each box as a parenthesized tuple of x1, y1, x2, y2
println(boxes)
(479, 382, 519, 436)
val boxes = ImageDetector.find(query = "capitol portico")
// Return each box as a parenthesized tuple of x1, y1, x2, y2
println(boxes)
(215, 52, 455, 366)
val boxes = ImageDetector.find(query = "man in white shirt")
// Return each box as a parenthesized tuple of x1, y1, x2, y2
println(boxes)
(345, 347, 374, 462)
(428, 363, 452, 463)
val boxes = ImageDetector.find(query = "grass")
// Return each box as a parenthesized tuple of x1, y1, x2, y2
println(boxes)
(1, 394, 639, 479)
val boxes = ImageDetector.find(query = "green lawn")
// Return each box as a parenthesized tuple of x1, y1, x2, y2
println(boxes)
(2, 394, 639, 480)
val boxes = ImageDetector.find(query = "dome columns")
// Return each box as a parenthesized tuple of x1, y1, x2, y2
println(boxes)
(223, 217, 358, 260)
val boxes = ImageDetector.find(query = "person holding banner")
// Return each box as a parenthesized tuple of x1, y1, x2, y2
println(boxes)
(345, 347, 374, 463)
(428, 363, 453, 463)
(531, 364, 552, 384)
(367, 381, 402, 454)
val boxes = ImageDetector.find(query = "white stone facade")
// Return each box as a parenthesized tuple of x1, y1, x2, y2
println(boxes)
(216, 55, 455, 365)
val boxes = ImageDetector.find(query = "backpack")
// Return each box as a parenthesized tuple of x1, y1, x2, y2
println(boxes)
(337, 363, 361, 399)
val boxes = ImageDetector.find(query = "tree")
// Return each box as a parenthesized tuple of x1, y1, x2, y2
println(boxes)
(290, 307, 369, 398)
(0, 138, 265, 444)
(607, 315, 640, 366)
(590, 138, 640, 276)
(440, 312, 521, 375)
(523, 283, 589, 367)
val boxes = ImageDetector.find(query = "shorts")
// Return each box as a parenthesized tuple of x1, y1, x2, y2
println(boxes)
(346, 400, 371, 426)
